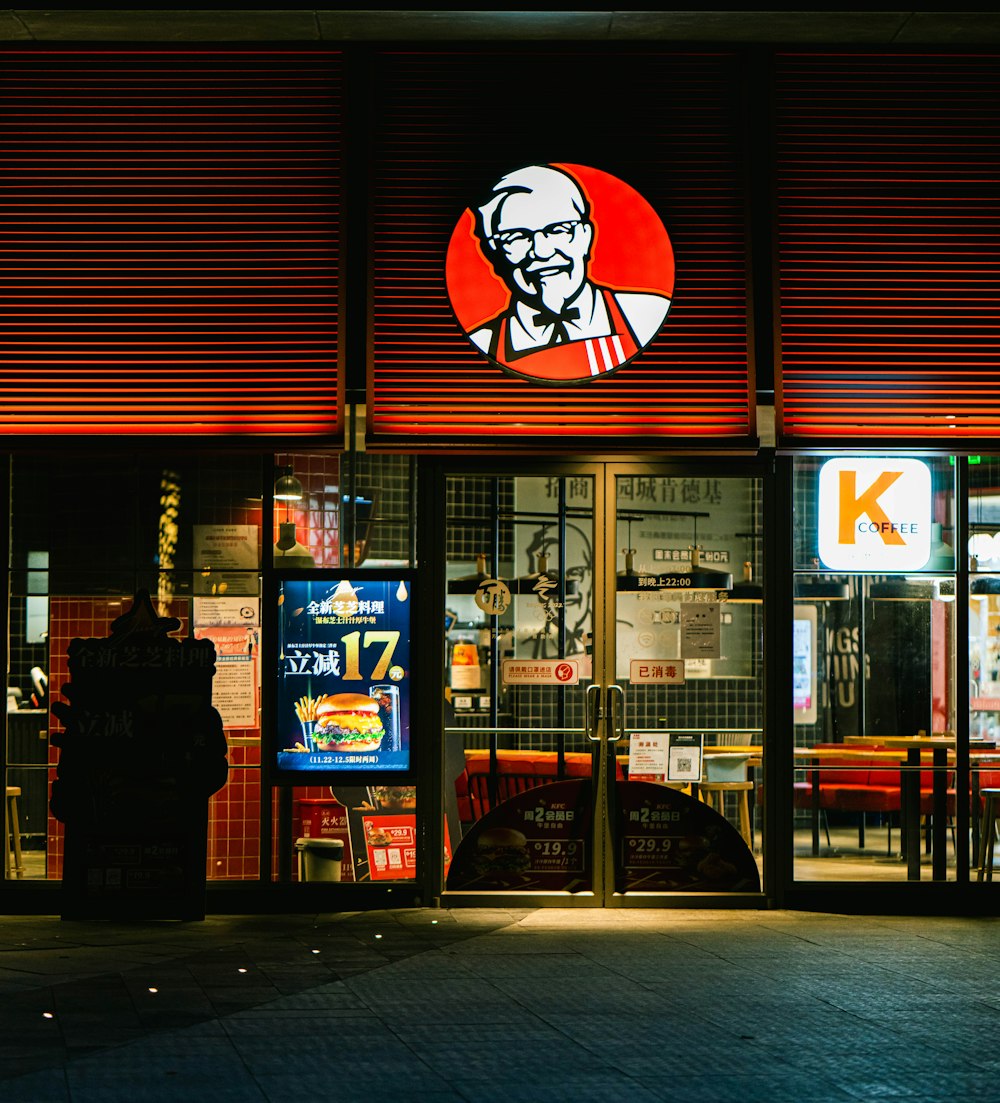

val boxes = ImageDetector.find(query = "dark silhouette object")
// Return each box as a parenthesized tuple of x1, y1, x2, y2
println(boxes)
(51, 590, 228, 920)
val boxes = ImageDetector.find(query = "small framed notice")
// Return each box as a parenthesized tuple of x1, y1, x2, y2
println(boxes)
(628, 731, 668, 780)
(667, 732, 703, 782)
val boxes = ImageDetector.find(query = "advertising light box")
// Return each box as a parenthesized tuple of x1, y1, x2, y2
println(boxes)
(275, 576, 412, 778)
(817, 458, 932, 571)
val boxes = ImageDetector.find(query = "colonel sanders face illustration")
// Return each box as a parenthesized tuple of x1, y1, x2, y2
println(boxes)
(478, 166, 595, 318)
(447, 164, 674, 385)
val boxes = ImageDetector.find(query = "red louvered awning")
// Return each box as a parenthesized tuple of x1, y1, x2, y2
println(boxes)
(775, 51, 1000, 446)
(368, 50, 754, 450)
(0, 49, 343, 438)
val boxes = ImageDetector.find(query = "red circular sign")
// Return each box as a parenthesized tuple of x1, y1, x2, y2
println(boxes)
(554, 662, 575, 683)
(446, 163, 674, 385)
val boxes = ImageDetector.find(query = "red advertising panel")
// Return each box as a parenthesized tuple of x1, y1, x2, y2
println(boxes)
(446, 780, 593, 892)
(616, 781, 759, 893)
(362, 813, 417, 881)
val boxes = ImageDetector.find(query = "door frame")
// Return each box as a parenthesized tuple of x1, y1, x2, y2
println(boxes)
(420, 455, 775, 909)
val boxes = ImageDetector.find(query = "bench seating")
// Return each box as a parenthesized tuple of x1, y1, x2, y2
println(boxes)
(793, 743, 958, 817)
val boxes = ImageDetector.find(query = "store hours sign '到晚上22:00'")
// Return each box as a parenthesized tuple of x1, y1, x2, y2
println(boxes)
(276, 577, 411, 777)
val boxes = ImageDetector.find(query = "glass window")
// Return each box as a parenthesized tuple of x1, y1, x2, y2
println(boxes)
(5, 454, 263, 884)
(792, 455, 957, 883)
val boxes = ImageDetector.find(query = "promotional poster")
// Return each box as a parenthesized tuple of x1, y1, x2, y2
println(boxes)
(275, 576, 412, 777)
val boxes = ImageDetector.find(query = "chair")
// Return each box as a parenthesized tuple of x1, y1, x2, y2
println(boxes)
(4, 786, 24, 879)
(699, 753, 754, 848)
(975, 787, 1000, 882)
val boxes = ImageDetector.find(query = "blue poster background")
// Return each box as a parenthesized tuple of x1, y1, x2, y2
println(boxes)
(276, 577, 411, 774)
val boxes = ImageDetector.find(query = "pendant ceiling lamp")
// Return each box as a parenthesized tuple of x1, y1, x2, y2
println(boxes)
(447, 552, 491, 595)
(616, 510, 732, 592)
(511, 548, 578, 596)
(274, 466, 303, 501)
(726, 530, 763, 603)
(793, 578, 850, 602)
(870, 578, 941, 601)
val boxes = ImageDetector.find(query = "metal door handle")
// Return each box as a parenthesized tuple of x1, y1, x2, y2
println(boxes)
(585, 683, 602, 742)
(606, 684, 625, 742)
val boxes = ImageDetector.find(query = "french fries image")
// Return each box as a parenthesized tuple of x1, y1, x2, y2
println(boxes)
(293, 694, 330, 724)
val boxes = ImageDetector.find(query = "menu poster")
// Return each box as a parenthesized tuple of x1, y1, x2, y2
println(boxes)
(446, 780, 593, 892)
(194, 626, 259, 729)
(193, 525, 258, 596)
(680, 602, 721, 659)
(628, 730, 668, 782)
(616, 781, 760, 894)
(275, 576, 411, 776)
(362, 813, 417, 880)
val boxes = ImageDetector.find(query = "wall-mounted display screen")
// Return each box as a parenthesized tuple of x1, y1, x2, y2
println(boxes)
(275, 576, 412, 778)
(793, 604, 818, 725)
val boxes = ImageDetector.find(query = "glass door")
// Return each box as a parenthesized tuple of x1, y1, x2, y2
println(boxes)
(442, 467, 610, 901)
(606, 465, 764, 900)
(441, 463, 765, 905)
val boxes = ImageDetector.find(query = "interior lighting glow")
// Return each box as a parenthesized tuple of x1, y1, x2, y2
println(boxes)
(969, 534, 997, 562)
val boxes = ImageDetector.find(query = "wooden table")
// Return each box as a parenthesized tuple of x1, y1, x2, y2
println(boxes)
(844, 736, 998, 880)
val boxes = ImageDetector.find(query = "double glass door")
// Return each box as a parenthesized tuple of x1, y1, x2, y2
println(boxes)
(441, 462, 765, 905)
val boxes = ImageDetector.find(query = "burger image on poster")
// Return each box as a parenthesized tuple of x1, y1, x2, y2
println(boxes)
(313, 693, 386, 752)
(473, 826, 531, 876)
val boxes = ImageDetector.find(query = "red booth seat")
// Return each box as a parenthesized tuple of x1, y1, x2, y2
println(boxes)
(793, 743, 956, 817)
(455, 749, 621, 825)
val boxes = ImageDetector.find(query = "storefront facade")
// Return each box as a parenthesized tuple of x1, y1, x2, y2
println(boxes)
(2, 29, 999, 914)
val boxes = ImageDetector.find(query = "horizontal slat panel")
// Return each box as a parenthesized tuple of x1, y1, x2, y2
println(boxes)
(775, 52, 1000, 443)
(370, 51, 752, 448)
(0, 49, 342, 437)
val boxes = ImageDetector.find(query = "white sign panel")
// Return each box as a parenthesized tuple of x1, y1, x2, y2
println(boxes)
(680, 602, 721, 659)
(667, 733, 703, 782)
(629, 731, 668, 779)
(818, 458, 931, 571)
(630, 659, 685, 684)
(193, 597, 260, 628)
(193, 524, 259, 596)
(501, 659, 579, 685)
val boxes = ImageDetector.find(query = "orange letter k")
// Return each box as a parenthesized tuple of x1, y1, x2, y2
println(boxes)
(838, 470, 904, 545)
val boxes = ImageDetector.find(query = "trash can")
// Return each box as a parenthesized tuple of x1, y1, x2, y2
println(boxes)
(295, 837, 345, 882)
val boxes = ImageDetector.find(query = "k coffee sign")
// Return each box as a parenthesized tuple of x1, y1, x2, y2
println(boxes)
(818, 459, 932, 571)
(446, 164, 674, 384)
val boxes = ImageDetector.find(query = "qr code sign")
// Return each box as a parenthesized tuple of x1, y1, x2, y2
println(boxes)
(677, 757, 692, 773)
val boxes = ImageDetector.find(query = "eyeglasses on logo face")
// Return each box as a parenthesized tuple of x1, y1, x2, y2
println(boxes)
(489, 220, 582, 257)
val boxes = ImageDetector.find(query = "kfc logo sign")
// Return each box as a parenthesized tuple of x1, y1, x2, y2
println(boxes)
(446, 164, 674, 384)
(818, 459, 932, 571)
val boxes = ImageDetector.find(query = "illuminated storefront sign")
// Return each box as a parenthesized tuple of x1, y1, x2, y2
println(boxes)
(818, 458, 932, 571)
(446, 163, 674, 384)
(275, 576, 411, 777)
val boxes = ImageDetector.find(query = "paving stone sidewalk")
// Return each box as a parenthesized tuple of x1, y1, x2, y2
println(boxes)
(3, 907, 1000, 1101)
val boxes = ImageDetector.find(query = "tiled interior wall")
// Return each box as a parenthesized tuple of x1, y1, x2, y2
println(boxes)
(447, 474, 764, 752)
(44, 601, 266, 882)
